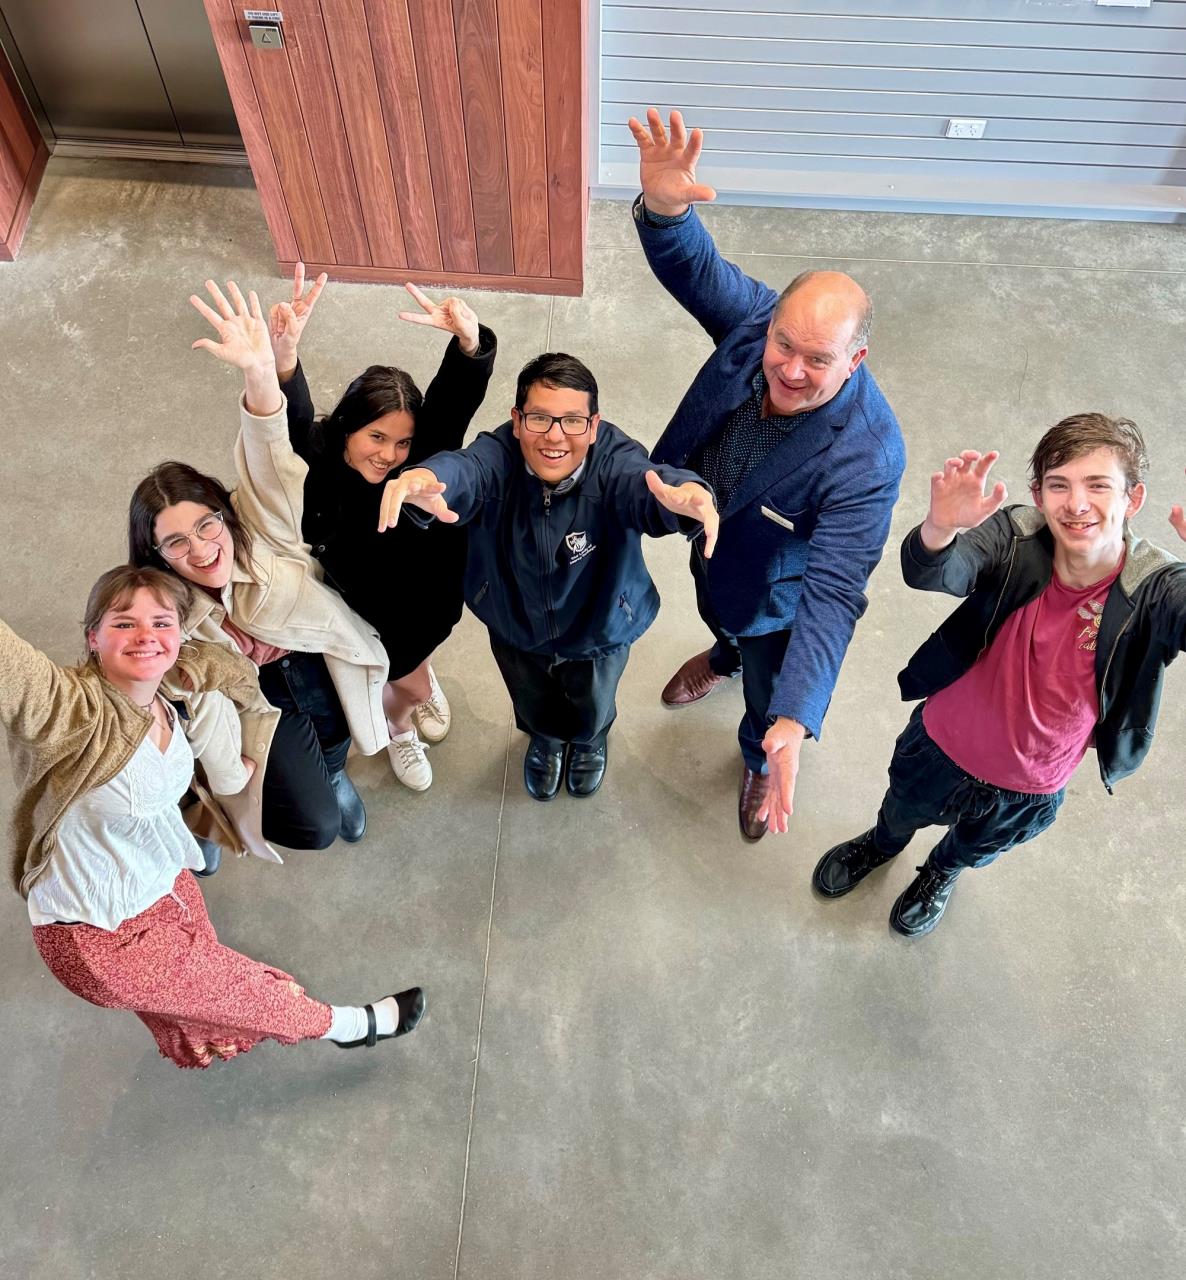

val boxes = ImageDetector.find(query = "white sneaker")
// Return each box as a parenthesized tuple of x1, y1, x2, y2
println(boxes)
(387, 729, 432, 791)
(411, 667, 451, 744)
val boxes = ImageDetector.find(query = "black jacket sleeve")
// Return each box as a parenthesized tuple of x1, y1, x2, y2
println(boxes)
(409, 325, 498, 466)
(279, 361, 317, 463)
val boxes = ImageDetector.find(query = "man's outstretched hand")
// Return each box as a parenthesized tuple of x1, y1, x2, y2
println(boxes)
(378, 469, 459, 531)
(645, 470, 719, 557)
(627, 108, 717, 218)
(920, 450, 1009, 552)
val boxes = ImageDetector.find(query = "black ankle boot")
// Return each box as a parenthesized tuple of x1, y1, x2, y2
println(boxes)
(193, 837, 222, 878)
(330, 770, 367, 843)
(890, 858, 962, 937)
(812, 829, 896, 897)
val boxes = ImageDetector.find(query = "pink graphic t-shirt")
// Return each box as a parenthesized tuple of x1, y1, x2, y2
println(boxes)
(922, 557, 1124, 794)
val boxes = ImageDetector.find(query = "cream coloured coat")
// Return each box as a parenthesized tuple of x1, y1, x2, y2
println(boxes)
(160, 394, 390, 858)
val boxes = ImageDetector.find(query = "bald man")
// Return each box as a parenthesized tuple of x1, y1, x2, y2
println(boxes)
(630, 108, 906, 842)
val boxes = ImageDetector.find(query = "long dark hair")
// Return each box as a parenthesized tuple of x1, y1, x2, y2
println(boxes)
(128, 461, 255, 577)
(311, 364, 423, 458)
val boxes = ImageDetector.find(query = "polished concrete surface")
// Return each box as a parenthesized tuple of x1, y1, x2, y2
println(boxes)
(1, 159, 1185, 1279)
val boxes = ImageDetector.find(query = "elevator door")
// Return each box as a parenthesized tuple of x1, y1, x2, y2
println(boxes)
(0, 0, 240, 149)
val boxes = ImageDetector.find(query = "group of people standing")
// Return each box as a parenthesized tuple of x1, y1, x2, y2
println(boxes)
(4, 108, 1186, 1074)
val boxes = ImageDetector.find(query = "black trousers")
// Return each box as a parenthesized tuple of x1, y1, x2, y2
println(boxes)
(257, 651, 352, 850)
(489, 638, 631, 752)
(874, 705, 1065, 872)
(690, 545, 793, 773)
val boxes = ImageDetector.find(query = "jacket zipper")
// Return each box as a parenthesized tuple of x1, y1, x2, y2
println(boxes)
(541, 489, 559, 642)
(1093, 610, 1134, 795)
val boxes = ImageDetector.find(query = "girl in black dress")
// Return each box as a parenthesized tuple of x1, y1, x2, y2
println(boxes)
(270, 269, 496, 791)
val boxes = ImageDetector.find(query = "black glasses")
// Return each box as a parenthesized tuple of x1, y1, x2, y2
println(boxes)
(154, 510, 226, 561)
(518, 411, 593, 437)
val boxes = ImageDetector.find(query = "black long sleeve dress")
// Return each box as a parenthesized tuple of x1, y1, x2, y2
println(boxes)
(283, 326, 497, 679)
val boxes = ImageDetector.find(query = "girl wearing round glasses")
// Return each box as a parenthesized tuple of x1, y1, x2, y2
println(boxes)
(129, 281, 391, 857)
(2, 565, 423, 1069)
(263, 267, 496, 792)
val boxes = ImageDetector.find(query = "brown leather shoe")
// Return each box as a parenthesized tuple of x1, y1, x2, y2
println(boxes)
(661, 649, 728, 707)
(738, 766, 769, 842)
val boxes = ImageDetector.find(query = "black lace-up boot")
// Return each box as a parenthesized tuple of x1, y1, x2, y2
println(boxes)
(812, 829, 897, 898)
(889, 857, 962, 937)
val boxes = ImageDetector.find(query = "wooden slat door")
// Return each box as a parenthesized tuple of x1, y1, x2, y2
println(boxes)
(0, 49, 49, 262)
(204, 0, 587, 294)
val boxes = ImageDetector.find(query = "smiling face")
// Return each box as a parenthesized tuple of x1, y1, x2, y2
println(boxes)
(1033, 446, 1146, 571)
(88, 587, 182, 690)
(153, 500, 236, 591)
(343, 409, 416, 484)
(762, 274, 868, 417)
(512, 383, 600, 484)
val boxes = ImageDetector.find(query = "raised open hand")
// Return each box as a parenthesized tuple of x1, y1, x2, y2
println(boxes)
(644, 470, 719, 557)
(1170, 470, 1186, 542)
(397, 283, 479, 355)
(190, 279, 274, 372)
(378, 468, 459, 532)
(268, 261, 327, 375)
(922, 450, 1008, 549)
(626, 108, 717, 217)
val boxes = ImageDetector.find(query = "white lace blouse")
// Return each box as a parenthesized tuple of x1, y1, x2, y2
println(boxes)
(27, 704, 205, 931)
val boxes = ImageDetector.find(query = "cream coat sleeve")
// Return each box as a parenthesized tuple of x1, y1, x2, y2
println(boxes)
(230, 392, 311, 551)
(176, 686, 250, 796)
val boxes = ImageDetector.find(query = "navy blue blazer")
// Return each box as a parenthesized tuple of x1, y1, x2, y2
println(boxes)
(637, 202, 906, 739)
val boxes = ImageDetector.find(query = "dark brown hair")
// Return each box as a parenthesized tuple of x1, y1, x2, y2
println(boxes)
(128, 461, 255, 576)
(1028, 413, 1149, 493)
(83, 565, 191, 663)
(311, 364, 423, 458)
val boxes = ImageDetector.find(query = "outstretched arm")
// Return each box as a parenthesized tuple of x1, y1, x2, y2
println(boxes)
(629, 107, 776, 343)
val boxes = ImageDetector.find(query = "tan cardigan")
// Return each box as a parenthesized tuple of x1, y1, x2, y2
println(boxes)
(1, 620, 264, 898)
(172, 395, 390, 795)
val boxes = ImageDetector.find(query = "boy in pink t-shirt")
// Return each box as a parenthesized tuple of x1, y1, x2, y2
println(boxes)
(813, 413, 1186, 937)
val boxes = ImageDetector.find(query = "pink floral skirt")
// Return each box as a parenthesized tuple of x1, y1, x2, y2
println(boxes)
(33, 870, 332, 1069)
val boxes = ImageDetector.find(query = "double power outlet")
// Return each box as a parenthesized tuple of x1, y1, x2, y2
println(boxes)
(945, 118, 988, 140)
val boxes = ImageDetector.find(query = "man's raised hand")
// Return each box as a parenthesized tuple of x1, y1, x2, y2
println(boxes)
(627, 108, 717, 218)
(645, 470, 719, 557)
(921, 450, 1008, 551)
(378, 469, 459, 532)
(269, 261, 327, 377)
(397, 283, 480, 356)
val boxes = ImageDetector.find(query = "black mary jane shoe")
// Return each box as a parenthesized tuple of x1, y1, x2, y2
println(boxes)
(336, 987, 426, 1049)
(566, 743, 607, 798)
(330, 769, 367, 843)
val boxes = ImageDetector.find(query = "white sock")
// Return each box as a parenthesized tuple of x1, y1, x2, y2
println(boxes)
(320, 999, 397, 1042)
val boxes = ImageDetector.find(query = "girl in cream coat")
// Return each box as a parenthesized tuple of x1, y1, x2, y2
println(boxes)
(129, 279, 390, 857)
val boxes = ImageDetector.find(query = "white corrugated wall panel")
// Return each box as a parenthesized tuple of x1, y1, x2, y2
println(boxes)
(596, 0, 1186, 218)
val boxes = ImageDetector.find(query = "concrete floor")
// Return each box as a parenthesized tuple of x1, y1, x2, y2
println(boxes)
(2, 159, 1185, 1279)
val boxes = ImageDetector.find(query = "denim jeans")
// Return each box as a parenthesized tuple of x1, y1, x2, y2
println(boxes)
(257, 651, 352, 850)
(874, 704, 1065, 872)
